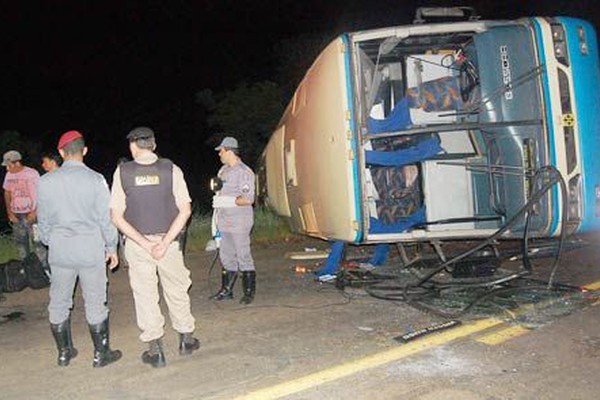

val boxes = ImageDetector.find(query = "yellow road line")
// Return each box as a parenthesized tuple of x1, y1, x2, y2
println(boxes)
(475, 325, 530, 345)
(582, 279, 600, 291)
(234, 318, 503, 400)
(235, 278, 600, 400)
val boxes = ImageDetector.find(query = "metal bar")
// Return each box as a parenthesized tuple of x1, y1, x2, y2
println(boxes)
(362, 119, 542, 142)
(435, 161, 536, 177)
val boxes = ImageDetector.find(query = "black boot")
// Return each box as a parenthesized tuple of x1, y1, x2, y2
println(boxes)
(209, 270, 237, 300)
(142, 338, 166, 368)
(50, 318, 78, 366)
(240, 271, 256, 305)
(89, 318, 122, 368)
(178, 332, 200, 356)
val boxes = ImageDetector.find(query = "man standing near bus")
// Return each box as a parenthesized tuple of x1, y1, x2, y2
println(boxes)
(110, 126, 199, 368)
(2, 150, 41, 261)
(41, 151, 62, 173)
(37, 130, 122, 368)
(211, 136, 257, 305)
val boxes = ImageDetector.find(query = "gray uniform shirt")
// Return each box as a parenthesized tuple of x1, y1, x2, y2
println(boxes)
(37, 160, 118, 269)
(216, 161, 255, 233)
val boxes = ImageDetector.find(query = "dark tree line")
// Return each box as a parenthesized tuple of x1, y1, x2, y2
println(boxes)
(195, 33, 334, 169)
(0, 33, 334, 217)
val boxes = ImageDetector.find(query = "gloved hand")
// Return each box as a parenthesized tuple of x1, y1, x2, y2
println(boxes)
(212, 195, 237, 208)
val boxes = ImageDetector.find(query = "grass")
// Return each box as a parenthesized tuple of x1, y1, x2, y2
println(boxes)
(0, 234, 19, 263)
(250, 207, 298, 243)
(0, 208, 301, 260)
(186, 206, 300, 252)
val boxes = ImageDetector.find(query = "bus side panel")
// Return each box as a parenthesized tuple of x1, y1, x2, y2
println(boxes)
(561, 18, 600, 232)
(264, 125, 291, 217)
(281, 37, 360, 242)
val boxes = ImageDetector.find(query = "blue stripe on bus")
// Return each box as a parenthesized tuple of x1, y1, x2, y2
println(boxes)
(559, 17, 600, 232)
(341, 34, 363, 243)
(531, 19, 560, 236)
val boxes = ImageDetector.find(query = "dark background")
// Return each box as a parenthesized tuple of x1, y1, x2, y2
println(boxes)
(1, 0, 599, 227)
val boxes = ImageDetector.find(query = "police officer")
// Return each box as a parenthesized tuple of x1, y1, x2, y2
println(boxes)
(37, 130, 122, 368)
(211, 136, 256, 304)
(110, 127, 199, 368)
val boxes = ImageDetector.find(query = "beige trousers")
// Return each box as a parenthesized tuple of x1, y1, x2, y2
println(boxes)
(125, 237, 195, 342)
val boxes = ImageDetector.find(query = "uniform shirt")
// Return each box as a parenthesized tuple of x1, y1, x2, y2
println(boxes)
(216, 161, 255, 233)
(2, 166, 40, 214)
(37, 160, 118, 269)
(110, 151, 191, 218)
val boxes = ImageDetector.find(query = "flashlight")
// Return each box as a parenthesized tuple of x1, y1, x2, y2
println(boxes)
(210, 177, 223, 192)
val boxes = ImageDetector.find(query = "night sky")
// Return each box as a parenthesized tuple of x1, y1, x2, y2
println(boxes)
(1, 0, 599, 191)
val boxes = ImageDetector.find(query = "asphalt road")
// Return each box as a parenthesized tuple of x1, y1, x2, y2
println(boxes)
(0, 234, 599, 399)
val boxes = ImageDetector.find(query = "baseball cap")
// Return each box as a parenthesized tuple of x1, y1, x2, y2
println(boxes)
(127, 126, 155, 141)
(215, 137, 239, 151)
(2, 150, 22, 166)
(57, 130, 84, 150)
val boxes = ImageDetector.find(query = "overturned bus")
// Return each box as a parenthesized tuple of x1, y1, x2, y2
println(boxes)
(258, 9, 600, 245)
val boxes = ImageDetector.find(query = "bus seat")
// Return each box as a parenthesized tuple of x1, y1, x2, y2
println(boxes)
(366, 134, 443, 228)
(406, 54, 461, 124)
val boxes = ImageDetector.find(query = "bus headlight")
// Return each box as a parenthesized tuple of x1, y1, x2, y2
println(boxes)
(595, 185, 600, 218)
(551, 23, 570, 67)
(567, 174, 582, 222)
(578, 25, 589, 55)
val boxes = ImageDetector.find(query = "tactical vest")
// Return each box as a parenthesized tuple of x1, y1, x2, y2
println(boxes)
(120, 158, 178, 234)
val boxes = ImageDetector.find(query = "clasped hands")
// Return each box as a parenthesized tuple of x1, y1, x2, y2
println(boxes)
(212, 195, 238, 208)
(140, 239, 170, 260)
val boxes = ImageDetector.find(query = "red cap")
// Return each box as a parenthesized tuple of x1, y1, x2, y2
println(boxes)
(57, 130, 83, 150)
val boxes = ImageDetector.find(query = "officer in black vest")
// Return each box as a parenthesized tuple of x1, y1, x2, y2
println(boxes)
(110, 127, 199, 368)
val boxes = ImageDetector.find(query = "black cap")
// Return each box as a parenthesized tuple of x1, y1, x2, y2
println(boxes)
(127, 126, 155, 141)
